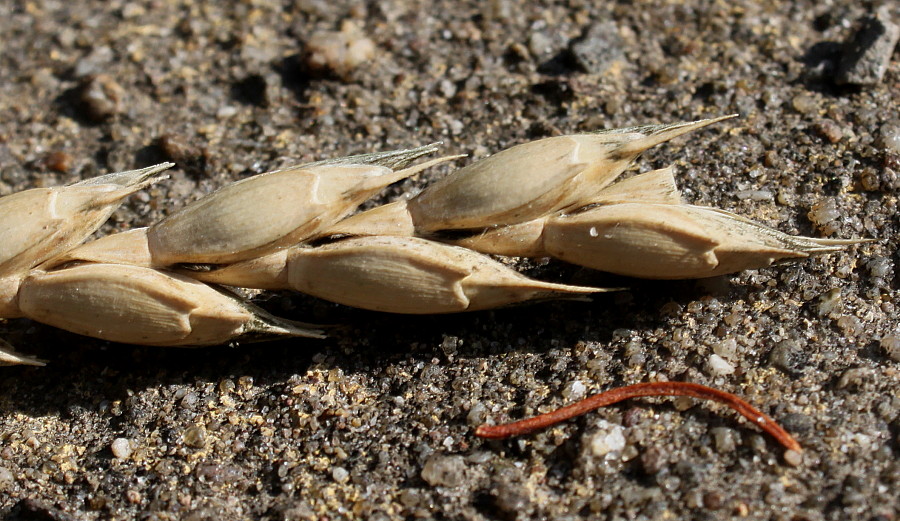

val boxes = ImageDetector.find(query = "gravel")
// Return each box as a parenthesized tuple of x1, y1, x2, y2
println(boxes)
(0, 1, 898, 520)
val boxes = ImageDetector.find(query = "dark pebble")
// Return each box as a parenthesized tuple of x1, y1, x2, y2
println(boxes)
(42, 151, 74, 173)
(836, 12, 900, 85)
(76, 74, 124, 122)
(158, 134, 210, 176)
(768, 340, 807, 374)
(569, 21, 626, 74)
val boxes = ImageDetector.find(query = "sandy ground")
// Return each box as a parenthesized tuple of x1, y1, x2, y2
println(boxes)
(0, 1, 898, 519)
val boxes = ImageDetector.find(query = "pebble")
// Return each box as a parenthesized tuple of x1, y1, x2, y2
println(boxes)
(561, 380, 586, 401)
(837, 367, 871, 389)
(713, 338, 737, 360)
(43, 151, 74, 173)
(569, 21, 625, 74)
(76, 74, 124, 122)
(791, 93, 818, 114)
(331, 466, 349, 484)
(880, 335, 900, 362)
(0, 466, 14, 486)
(420, 454, 466, 488)
(110, 438, 133, 459)
(783, 450, 803, 467)
(589, 421, 626, 457)
(836, 12, 900, 86)
(182, 425, 207, 448)
(196, 463, 243, 486)
(493, 481, 531, 514)
(711, 427, 737, 454)
(303, 21, 376, 78)
(768, 339, 806, 374)
(707, 354, 735, 376)
(878, 123, 900, 153)
(816, 288, 842, 317)
(157, 134, 209, 176)
(814, 119, 843, 143)
(807, 198, 841, 225)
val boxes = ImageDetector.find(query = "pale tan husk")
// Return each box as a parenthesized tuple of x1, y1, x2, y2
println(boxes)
(187, 236, 614, 313)
(320, 117, 732, 240)
(0, 163, 171, 278)
(17, 263, 323, 346)
(51, 155, 460, 268)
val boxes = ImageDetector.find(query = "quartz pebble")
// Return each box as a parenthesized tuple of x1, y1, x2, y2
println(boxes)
(708, 354, 735, 376)
(421, 454, 466, 488)
(110, 438, 133, 459)
(589, 421, 626, 457)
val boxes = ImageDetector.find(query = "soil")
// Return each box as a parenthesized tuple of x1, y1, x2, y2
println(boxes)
(0, 1, 898, 520)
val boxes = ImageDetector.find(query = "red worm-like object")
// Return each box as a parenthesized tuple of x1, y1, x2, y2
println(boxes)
(474, 381, 802, 453)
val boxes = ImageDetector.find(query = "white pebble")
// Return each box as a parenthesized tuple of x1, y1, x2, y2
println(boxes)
(708, 354, 735, 376)
(562, 380, 586, 400)
(111, 438, 133, 459)
(590, 421, 626, 457)
(331, 466, 349, 483)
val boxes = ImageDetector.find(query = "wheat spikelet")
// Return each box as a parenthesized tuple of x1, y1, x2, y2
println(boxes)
(0, 118, 866, 365)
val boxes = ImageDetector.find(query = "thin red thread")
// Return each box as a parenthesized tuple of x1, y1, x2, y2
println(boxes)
(474, 381, 801, 453)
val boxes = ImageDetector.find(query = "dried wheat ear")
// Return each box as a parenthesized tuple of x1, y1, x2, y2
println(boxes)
(1, 117, 865, 363)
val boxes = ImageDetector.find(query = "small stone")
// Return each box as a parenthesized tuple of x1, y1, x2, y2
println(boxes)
(768, 339, 806, 374)
(707, 354, 735, 376)
(816, 288, 842, 317)
(196, 463, 243, 485)
(880, 335, 900, 362)
(561, 380, 586, 401)
(43, 151, 74, 173)
(569, 21, 625, 74)
(836, 13, 900, 86)
(703, 491, 724, 510)
(878, 123, 900, 154)
(125, 489, 141, 504)
(783, 449, 803, 467)
(713, 338, 737, 359)
(303, 21, 376, 78)
(589, 421, 626, 457)
(76, 74, 124, 122)
(466, 402, 488, 426)
(791, 93, 818, 114)
(808, 199, 840, 224)
(331, 466, 349, 483)
(110, 438, 133, 459)
(493, 481, 531, 514)
(814, 119, 843, 143)
(73, 46, 114, 77)
(421, 454, 466, 488)
(528, 32, 554, 58)
(711, 427, 738, 453)
(837, 367, 871, 389)
(158, 134, 210, 177)
(0, 466, 14, 486)
(182, 425, 207, 448)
